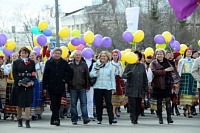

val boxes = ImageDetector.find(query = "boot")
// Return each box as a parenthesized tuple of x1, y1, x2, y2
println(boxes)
(140, 109, 145, 116)
(157, 100, 163, 124)
(191, 105, 197, 116)
(171, 103, 175, 115)
(174, 103, 180, 116)
(166, 101, 174, 124)
(151, 109, 155, 114)
(25, 119, 31, 128)
(60, 111, 64, 119)
(18, 119, 23, 127)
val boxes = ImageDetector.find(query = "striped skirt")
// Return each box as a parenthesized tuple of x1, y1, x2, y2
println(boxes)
(112, 76, 128, 107)
(179, 73, 197, 106)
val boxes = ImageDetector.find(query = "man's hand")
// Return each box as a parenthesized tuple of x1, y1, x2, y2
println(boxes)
(112, 90, 115, 95)
(86, 90, 90, 92)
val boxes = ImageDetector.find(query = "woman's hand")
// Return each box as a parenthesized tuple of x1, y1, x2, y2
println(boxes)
(27, 82, 32, 87)
(165, 67, 173, 72)
(21, 84, 29, 88)
(112, 90, 115, 95)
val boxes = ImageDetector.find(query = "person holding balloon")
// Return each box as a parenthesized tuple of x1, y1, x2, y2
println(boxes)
(29, 51, 44, 120)
(111, 50, 128, 119)
(151, 48, 180, 124)
(122, 50, 148, 124)
(90, 51, 117, 125)
(178, 48, 197, 118)
(1, 53, 18, 121)
(12, 47, 36, 128)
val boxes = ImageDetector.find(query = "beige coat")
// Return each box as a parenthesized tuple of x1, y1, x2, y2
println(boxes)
(191, 58, 200, 88)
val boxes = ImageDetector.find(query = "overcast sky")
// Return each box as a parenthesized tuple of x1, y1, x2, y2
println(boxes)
(1, 0, 93, 16)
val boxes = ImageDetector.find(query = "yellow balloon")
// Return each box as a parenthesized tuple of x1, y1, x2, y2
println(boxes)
(144, 47, 154, 58)
(38, 20, 48, 31)
(0, 51, 5, 56)
(68, 42, 78, 51)
(121, 51, 126, 61)
(162, 31, 172, 43)
(33, 35, 41, 47)
(84, 31, 94, 44)
(133, 30, 145, 43)
(59, 27, 70, 38)
(179, 44, 187, 54)
(125, 49, 131, 53)
(40, 48, 43, 55)
(5, 40, 16, 50)
(156, 43, 166, 49)
(60, 46, 69, 58)
(26, 46, 32, 51)
(124, 52, 138, 64)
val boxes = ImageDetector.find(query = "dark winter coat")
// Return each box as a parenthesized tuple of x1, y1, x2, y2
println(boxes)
(43, 57, 73, 94)
(12, 58, 36, 107)
(69, 60, 90, 90)
(122, 63, 148, 98)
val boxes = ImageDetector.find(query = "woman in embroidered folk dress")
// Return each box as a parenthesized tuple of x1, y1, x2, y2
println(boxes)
(29, 51, 44, 120)
(111, 50, 128, 119)
(2, 53, 18, 121)
(12, 47, 36, 128)
(178, 48, 197, 118)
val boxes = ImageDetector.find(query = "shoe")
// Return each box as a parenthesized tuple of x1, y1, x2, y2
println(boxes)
(83, 119, 90, 124)
(188, 112, 193, 118)
(171, 112, 174, 115)
(67, 115, 71, 118)
(25, 120, 31, 128)
(159, 116, 163, 124)
(131, 120, 138, 124)
(18, 119, 23, 127)
(167, 117, 174, 124)
(53, 120, 60, 126)
(72, 121, 77, 125)
(116, 114, 120, 118)
(114, 116, 117, 119)
(89, 117, 95, 121)
(175, 110, 180, 116)
(97, 121, 102, 124)
(109, 120, 117, 125)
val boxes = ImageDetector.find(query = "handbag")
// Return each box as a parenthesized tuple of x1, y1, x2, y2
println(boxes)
(89, 77, 97, 86)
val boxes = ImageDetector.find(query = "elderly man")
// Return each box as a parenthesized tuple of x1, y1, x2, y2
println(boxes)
(69, 50, 90, 125)
(43, 47, 73, 126)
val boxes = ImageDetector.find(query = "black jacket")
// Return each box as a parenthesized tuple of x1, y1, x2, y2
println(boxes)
(69, 60, 90, 90)
(122, 63, 148, 98)
(43, 57, 73, 94)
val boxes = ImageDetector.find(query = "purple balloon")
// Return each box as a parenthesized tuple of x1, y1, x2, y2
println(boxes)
(43, 29, 52, 37)
(80, 34, 86, 45)
(113, 49, 121, 60)
(3, 47, 13, 56)
(168, 35, 175, 45)
(0, 33, 7, 46)
(154, 35, 165, 44)
(37, 34, 47, 46)
(102, 37, 112, 48)
(93, 34, 102, 47)
(82, 48, 94, 59)
(123, 31, 133, 42)
(33, 46, 41, 55)
(170, 41, 180, 51)
(71, 37, 81, 46)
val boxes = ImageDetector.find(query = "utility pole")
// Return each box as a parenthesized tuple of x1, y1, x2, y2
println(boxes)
(55, 0, 60, 47)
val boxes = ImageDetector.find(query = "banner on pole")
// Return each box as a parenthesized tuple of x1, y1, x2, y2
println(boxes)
(126, 7, 140, 32)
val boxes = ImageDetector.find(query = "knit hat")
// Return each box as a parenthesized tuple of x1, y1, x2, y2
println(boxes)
(173, 51, 181, 59)
(0, 56, 4, 60)
(184, 48, 192, 58)
(111, 50, 118, 55)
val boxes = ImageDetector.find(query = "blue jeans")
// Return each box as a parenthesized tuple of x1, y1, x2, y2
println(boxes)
(70, 89, 88, 122)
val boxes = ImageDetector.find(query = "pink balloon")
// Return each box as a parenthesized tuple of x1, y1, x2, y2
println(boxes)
(76, 44, 85, 51)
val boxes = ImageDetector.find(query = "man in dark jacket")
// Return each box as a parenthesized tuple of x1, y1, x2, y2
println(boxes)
(69, 50, 90, 125)
(43, 47, 73, 126)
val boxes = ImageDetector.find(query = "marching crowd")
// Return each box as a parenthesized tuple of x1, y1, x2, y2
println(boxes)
(0, 45, 199, 128)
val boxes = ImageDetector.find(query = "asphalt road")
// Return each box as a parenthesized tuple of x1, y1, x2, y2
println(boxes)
(0, 106, 199, 133)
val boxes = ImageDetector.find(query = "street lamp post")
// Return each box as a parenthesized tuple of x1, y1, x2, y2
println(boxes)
(55, 0, 60, 47)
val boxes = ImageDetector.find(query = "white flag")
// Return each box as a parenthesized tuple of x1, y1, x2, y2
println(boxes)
(126, 7, 140, 32)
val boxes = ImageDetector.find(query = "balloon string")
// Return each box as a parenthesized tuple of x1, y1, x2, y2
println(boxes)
(167, 43, 172, 53)
(95, 48, 97, 55)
